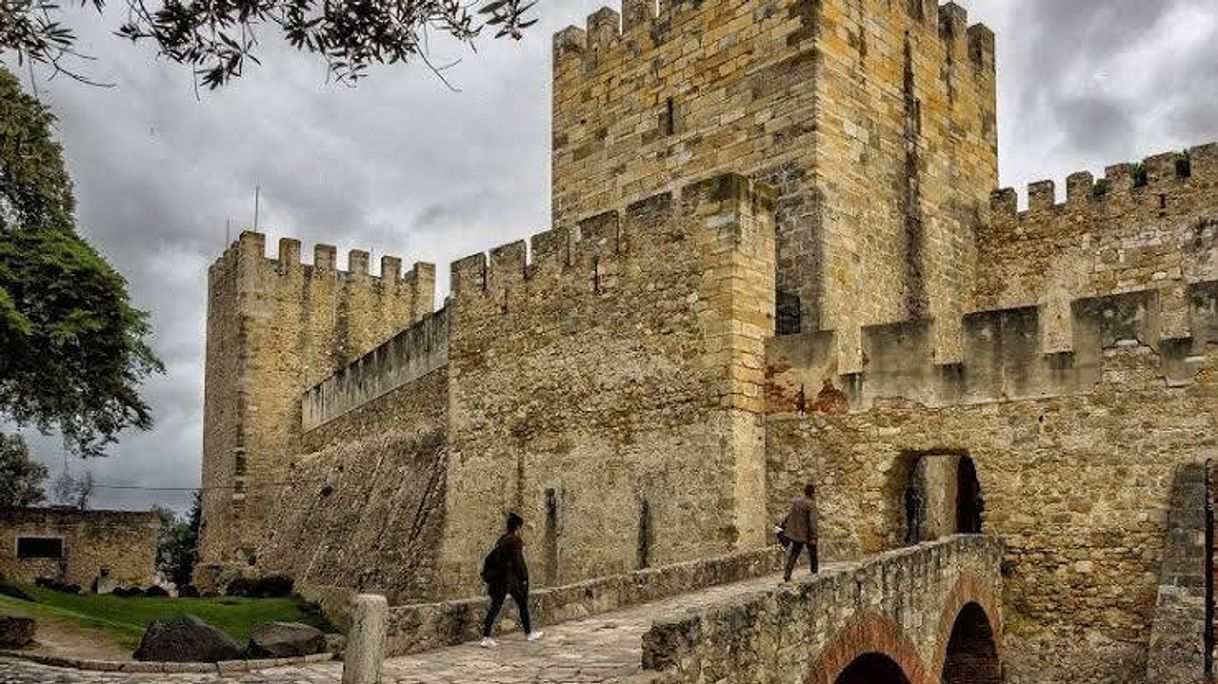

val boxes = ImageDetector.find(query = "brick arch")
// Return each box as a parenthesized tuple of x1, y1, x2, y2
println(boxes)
(806, 612, 931, 684)
(929, 571, 1004, 679)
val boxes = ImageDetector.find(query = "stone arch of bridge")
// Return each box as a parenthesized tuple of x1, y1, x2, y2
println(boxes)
(833, 653, 913, 684)
(930, 572, 1004, 682)
(805, 612, 930, 684)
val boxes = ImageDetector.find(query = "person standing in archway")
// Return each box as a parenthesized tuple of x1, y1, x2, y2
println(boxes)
(781, 483, 819, 582)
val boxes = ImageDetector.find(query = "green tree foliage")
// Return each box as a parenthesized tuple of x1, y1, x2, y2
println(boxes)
(155, 492, 202, 587)
(0, 432, 47, 508)
(0, 67, 163, 457)
(1, 0, 537, 89)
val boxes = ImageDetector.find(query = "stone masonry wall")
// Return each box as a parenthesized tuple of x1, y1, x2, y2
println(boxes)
(198, 232, 435, 585)
(437, 174, 776, 598)
(552, 0, 997, 371)
(252, 366, 449, 604)
(1145, 462, 1210, 684)
(301, 308, 448, 431)
(765, 286, 1218, 682)
(980, 143, 1218, 350)
(0, 509, 161, 589)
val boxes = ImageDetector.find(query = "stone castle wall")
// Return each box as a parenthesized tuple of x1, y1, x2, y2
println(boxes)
(436, 174, 776, 597)
(253, 364, 449, 604)
(552, 0, 997, 371)
(0, 508, 161, 589)
(302, 308, 449, 431)
(980, 143, 1218, 350)
(765, 146, 1218, 680)
(767, 344, 1217, 683)
(198, 233, 436, 582)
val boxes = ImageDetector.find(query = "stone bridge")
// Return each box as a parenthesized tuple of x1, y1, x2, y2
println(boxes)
(0, 536, 1003, 684)
(642, 535, 1003, 684)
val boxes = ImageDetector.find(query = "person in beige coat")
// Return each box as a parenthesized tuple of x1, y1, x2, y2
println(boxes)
(781, 483, 819, 582)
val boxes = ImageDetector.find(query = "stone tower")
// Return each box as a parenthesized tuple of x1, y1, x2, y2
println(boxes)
(552, 0, 998, 371)
(197, 231, 435, 585)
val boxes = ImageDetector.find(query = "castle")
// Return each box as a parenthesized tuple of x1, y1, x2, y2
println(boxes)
(196, 1, 1218, 682)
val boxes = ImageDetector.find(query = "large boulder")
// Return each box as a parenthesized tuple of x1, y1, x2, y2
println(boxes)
(247, 622, 325, 658)
(0, 615, 36, 648)
(133, 615, 243, 663)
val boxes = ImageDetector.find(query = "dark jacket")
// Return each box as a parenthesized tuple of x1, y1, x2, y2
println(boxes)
(484, 532, 529, 593)
(783, 495, 818, 545)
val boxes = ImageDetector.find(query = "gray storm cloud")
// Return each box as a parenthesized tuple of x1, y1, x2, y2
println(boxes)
(3, 0, 1216, 513)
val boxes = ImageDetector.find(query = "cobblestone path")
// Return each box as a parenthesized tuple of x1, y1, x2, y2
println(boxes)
(0, 565, 842, 684)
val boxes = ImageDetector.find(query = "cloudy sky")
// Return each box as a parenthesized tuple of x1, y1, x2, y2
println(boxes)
(5, 0, 1217, 514)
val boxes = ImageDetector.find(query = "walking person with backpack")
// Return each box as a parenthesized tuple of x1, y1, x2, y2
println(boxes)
(480, 512, 545, 647)
(780, 483, 819, 582)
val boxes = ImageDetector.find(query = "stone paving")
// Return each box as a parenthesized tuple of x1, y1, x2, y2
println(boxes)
(0, 564, 842, 684)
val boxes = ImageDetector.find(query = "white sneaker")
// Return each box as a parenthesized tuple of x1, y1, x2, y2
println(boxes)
(480, 637, 498, 648)
(527, 631, 545, 642)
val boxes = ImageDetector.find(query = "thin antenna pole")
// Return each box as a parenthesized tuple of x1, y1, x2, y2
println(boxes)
(253, 186, 261, 230)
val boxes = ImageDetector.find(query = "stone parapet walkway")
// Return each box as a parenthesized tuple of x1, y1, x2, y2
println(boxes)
(0, 564, 841, 684)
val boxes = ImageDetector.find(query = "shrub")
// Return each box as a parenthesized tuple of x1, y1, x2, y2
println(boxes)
(34, 577, 80, 594)
(224, 577, 255, 598)
(252, 575, 294, 599)
(225, 575, 294, 599)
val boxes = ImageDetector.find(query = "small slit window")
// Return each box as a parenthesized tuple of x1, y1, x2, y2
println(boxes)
(17, 537, 64, 559)
(663, 98, 676, 136)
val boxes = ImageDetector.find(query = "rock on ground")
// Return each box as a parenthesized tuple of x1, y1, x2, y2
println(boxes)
(247, 622, 325, 658)
(0, 615, 36, 648)
(132, 615, 243, 663)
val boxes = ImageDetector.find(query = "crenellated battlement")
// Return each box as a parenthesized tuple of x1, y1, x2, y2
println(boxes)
(989, 143, 1218, 220)
(767, 281, 1218, 416)
(552, 1, 994, 82)
(209, 230, 434, 290)
(451, 174, 774, 312)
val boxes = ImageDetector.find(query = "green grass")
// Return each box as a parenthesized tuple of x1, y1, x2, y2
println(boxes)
(0, 584, 334, 652)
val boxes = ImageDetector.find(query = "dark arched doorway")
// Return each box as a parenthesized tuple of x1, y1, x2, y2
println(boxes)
(942, 602, 1001, 683)
(900, 453, 984, 544)
(834, 653, 912, 684)
(956, 457, 983, 534)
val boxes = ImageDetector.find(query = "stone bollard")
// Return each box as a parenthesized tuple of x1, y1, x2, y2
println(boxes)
(342, 594, 389, 684)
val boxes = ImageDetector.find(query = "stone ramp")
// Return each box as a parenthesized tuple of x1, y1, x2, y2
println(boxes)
(379, 566, 839, 684)
(0, 566, 834, 684)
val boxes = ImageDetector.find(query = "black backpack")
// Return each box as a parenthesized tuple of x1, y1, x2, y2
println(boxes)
(481, 543, 505, 584)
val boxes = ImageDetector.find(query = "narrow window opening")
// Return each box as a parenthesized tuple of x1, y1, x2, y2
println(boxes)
(1205, 461, 1214, 678)
(663, 98, 676, 136)
(502, 288, 509, 314)
(637, 499, 652, 569)
(1159, 193, 1168, 210)
(592, 257, 601, 294)
(544, 488, 559, 586)
(776, 291, 802, 335)
(17, 537, 63, 559)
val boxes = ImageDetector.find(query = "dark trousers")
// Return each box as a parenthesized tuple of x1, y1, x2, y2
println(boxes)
(784, 541, 818, 580)
(482, 586, 532, 637)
